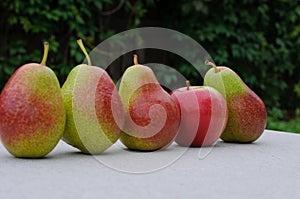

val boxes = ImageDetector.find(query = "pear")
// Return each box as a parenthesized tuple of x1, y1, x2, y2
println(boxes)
(204, 61, 267, 143)
(61, 39, 124, 154)
(119, 55, 180, 151)
(0, 42, 65, 158)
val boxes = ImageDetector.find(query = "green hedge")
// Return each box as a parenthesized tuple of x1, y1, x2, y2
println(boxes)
(0, 0, 154, 84)
(161, 0, 300, 120)
(0, 0, 299, 132)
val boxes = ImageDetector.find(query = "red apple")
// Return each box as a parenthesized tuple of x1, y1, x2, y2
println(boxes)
(171, 81, 228, 146)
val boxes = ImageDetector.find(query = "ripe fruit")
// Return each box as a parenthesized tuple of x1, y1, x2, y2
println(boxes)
(119, 55, 180, 151)
(204, 61, 267, 143)
(0, 42, 65, 158)
(171, 81, 228, 146)
(61, 39, 124, 154)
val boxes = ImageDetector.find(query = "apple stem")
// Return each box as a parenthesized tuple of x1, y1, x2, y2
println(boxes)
(40, 42, 49, 66)
(77, 39, 92, 66)
(186, 80, 190, 90)
(205, 60, 220, 73)
(133, 54, 138, 65)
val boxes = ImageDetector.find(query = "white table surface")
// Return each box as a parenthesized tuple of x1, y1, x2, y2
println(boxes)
(0, 129, 299, 199)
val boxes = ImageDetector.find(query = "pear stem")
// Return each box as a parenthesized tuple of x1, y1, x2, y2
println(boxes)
(77, 39, 92, 66)
(41, 42, 49, 66)
(205, 60, 220, 73)
(133, 54, 138, 65)
(186, 80, 190, 90)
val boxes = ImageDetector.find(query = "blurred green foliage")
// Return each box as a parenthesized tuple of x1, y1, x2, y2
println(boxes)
(268, 108, 300, 133)
(0, 0, 154, 83)
(162, 0, 300, 125)
(0, 0, 299, 133)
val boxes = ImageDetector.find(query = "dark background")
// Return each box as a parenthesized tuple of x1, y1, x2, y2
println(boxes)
(0, 0, 299, 133)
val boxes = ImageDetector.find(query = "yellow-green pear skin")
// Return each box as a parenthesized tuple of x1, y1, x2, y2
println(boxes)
(0, 43, 65, 158)
(204, 62, 267, 143)
(61, 65, 125, 154)
(119, 55, 180, 151)
(61, 39, 125, 154)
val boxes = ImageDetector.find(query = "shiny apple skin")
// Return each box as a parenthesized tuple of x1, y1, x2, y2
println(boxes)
(171, 86, 228, 146)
